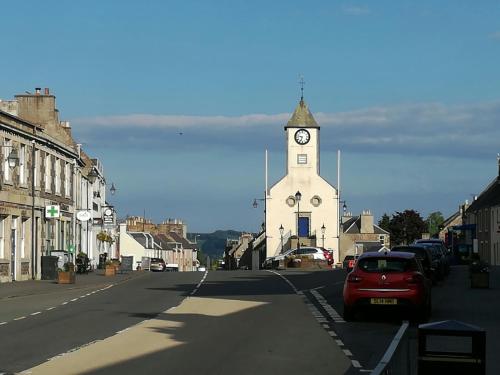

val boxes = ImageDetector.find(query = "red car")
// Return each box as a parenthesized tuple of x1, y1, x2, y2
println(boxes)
(342, 251, 431, 321)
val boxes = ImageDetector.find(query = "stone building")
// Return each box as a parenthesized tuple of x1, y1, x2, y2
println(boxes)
(0, 88, 114, 281)
(339, 210, 390, 262)
(126, 216, 186, 237)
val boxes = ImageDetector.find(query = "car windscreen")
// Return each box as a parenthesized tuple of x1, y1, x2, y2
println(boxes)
(357, 257, 415, 273)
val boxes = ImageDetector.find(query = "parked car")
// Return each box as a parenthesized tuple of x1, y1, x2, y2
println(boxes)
(342, 251, 432, 322)
(343, 254, 361, 273)
(150, 258, 166, 272)
(414, 239, 451, 275)
(391, 246, 437, 284)
(295, 247, 329, 261)
(414, 243, 448, 280)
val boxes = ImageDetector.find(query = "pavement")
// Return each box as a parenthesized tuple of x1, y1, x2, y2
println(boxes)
(0, 269, 146, 301)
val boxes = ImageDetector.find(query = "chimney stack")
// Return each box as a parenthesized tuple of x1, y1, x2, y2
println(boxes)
(35, 87, 41, 95)
(44, 88, 50, 95)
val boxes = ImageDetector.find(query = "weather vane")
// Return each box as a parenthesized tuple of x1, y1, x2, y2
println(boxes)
(299, 75, 305, 100)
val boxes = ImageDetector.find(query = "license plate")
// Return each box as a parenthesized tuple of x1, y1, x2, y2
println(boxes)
(370, 298, 397, 305)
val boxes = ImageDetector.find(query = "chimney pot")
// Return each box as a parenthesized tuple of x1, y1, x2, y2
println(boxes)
(35, 87, 41, 95)
(44, 88, 49, 95)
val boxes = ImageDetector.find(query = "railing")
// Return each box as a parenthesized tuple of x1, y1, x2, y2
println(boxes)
(273, 230, 292, 256)
(371, 321, 415, 375)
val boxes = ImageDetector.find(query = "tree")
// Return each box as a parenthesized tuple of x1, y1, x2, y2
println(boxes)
(378, 213, 391, 232)
(425, 211, 445, 238)
(388, 210, 427, 246)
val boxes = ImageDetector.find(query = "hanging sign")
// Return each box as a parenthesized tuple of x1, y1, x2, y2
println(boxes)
(76, 210, 92, 222)
(45, 205, 60, 219)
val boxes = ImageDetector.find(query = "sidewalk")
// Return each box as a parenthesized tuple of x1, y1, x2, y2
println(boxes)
(0, 270, 147, 300)
(422, 265, 500, 375)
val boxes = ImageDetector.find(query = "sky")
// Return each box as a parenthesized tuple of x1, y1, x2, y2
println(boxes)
(2, 1, 500, 232)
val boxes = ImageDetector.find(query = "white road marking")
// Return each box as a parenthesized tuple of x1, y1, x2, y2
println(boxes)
(46, 307, 55, 310)
(14, 316, 26, 321)
(61, 302, 68, 305)
(80, 295, 86, 298)
(0, 322, 7, 325)
(322, 324, 329, 328)
(70, 298, 78, 302)
(30, 312, 41, 316)
(335, 339, 344, 346)
(351, 360, 362, 368)
(310, 290, 345, 323)
(328, 331, 337, 337)
(343, 349, 353, 356)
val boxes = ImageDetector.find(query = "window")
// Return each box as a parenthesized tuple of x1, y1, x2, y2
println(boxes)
(64, 163, 70, 196)
(55, 159, 61, 194)
(0, 216, 5, 258)
(379, 235, 385, 244)
(34, 149, 39, 188)
(45, 154, 51, 192)
(19, 144, 26, 184)
(20, 219, 26, 258)
(297, 154, 307, 164)
(3, 139, 11, 182)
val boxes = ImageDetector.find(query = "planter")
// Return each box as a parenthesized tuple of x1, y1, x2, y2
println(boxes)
(105, 265, 116, 276)
(58, 271, 76, 284)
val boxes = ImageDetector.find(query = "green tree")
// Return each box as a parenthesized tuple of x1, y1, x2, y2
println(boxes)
(378, 213, 391, 232)
(389, 210, 427, 246)
(425, 211, 445, 237)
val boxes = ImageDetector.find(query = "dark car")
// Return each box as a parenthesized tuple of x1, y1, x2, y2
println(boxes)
(414, 239, 451, 275)
(343, 251, 432, 322)
(391, 246, 437, 284)
(414, 243, 448, 280)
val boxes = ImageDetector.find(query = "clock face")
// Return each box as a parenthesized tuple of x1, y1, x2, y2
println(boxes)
(294, 129, 310, 145)
(104, 208, 112, 216)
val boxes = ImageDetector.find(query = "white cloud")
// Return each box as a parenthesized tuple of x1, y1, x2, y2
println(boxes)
(490, 31, 500, 40)
(72, 100, 500, 159)
(342, 5, 370, 15)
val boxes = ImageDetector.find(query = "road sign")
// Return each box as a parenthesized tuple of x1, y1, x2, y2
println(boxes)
(45, 205, 60, 219)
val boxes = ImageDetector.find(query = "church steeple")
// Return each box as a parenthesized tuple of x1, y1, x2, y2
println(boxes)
(285, 98, 319, 128)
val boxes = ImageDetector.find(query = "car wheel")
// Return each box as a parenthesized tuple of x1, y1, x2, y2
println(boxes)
(343, 304, 355, 321)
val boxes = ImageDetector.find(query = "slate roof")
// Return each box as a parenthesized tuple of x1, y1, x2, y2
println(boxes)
(168, 232, 198, 251)
(342, 216, 389, 235)
(129, 232, 156, 249)
(466, 177, 500, 212)
(285, 99, 319, 128)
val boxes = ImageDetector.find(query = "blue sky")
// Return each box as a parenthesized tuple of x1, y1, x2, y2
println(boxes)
(2, 1, 500, 232)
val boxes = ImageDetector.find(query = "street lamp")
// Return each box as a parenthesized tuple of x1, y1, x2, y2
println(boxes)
(321, 223, 326, 248)
(110, 182, 117, 195)
(279, 224, 284, 253)
(253, 198, 264, 208)
(7, 148, 19, 168)
(295, 191, 302, 251)
(87, 168, 98, 184)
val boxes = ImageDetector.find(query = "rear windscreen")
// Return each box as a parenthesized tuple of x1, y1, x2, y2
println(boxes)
(358, 258, 415, 273)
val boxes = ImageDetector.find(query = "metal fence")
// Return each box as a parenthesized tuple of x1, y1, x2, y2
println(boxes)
(371, 321, 416, 375)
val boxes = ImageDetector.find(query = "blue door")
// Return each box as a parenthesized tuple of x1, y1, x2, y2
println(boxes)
(298, 217, 309, 237)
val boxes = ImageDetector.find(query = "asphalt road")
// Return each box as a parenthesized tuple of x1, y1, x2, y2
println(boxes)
(0, 270, 352, 375)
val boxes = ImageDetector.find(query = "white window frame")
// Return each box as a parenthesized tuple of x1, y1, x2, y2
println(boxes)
(3, 139, 11, 182)
(0, 216, 5, 259)
(34, 149, 39, 188)
(19, 144, 26, 184)
(45, 154, 51, 192)
(55, 158, 61, 194)
(297, 154, 308, 164)
(21, 219, 26, 258)
(64, 162, 70, 197)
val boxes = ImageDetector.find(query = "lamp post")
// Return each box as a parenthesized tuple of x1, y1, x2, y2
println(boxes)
(321, 223, 326, 248)
(110, 182, 116, 196)
(295, 191, 302, 251)
(279, 224, 284, 254)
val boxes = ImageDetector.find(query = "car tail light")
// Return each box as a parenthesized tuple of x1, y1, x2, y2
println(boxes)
(348, 260, 355, 268)
(347, 273, 362, 283)
(405, 273, 423, 284)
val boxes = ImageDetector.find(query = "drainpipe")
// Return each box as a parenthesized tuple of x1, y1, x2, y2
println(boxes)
(31, 140, 36, 280)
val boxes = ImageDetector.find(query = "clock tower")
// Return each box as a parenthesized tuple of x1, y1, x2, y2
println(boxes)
(265, 96, 339, 264)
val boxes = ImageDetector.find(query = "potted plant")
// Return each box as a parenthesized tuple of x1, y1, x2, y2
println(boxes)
(104, 260, 116, 276)
(58, 262, 76, 284)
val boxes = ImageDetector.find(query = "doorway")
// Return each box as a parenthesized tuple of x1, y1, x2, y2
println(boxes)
(298, 217, 310, 237)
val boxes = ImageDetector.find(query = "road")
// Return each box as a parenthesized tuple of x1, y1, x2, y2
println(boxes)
(0, 270, 351, 375)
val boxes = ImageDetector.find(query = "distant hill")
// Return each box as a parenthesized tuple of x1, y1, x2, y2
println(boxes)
(187, 230, 244, 260)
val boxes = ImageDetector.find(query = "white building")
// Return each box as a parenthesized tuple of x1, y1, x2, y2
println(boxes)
(265, 97, 339, 262)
